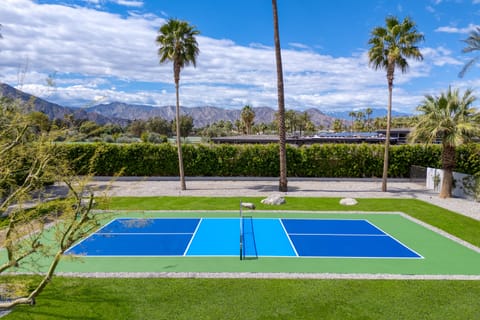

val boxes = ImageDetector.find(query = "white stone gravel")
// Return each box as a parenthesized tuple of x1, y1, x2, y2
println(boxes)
(52, 272, 480, 280)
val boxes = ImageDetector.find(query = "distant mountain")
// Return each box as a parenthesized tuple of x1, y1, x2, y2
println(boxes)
(0, 82, 348, 128)
(325, 108, 411, 120)
(0, 83, 129, 126)
(85, 102, 244, 128)
(86, 102, 338, 128)
(303, 108, 339, 128)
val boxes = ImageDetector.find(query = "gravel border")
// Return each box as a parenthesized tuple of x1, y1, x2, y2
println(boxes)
(49, 272, 480, 281)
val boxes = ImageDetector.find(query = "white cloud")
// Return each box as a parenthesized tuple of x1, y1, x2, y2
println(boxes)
(114, 0, 143, 7)
(421, 47, 463, 66)
(435, 23, 479, 34)
(288, 43, 311, 50)
(0, 0, 466, 113)
(80, 0, 143, 7)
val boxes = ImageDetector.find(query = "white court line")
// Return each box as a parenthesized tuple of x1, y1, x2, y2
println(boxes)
(184, 218, 202, 256)
(278, 218, 299, 257)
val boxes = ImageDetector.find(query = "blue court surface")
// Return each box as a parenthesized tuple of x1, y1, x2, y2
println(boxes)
(65, 217, 422, 259)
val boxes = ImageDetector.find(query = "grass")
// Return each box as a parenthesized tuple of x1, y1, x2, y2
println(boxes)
(3, 196, 480, 319)
(5, 277, 480, 319)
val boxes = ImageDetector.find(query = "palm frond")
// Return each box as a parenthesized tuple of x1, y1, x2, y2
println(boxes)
(156, 18, 200, 69)
(458, 57, 479, 78)
(368, 16, 423, 75)
(411, 87, 479, 146)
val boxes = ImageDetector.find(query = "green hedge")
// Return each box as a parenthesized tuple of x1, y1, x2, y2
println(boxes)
(59, 142, 480, 178)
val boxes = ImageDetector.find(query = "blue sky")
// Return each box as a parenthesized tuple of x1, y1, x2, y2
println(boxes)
(1, 0, 480, 114)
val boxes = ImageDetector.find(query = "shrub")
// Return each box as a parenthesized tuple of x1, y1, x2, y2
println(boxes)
(57, 142, 479, 178)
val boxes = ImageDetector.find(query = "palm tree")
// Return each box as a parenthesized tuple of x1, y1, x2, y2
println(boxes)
(285, 109, 297, 134)
(234, 119, 243, 133)
(409, 87, 480, 198)
(373, 117, 387, 130)
(459, 27, 480, 78)
(332, 119, 344, 132)
(365, 107, 373, 131)
(356, 111, 365, 131)
(156, 19, 199, 190)
(348, 111, 356, 132)
(272, 0, 287, 192)
(368, 16, 424, 192)
(241, 105, 255, 135)
(298, 111, 311, 136)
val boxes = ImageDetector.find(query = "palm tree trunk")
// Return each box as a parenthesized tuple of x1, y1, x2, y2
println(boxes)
(174, 66, 186, 191)
(440, 144, 455, 198)
(272, 0, 287, 192)
(382, 69, 394, 192)
(440, 169, 453, 199)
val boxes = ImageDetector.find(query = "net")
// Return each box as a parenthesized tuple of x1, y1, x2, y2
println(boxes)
(239, 200, 258, 260)
(242, 215, 258, 260)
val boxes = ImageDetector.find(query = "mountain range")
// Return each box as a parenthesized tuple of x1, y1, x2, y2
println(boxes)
(85, 102, 342, 128)
(0, 82, 409, 128)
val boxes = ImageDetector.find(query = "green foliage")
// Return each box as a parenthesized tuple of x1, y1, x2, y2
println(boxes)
(0, 99, 63, 199)
(389, 144, 441, 178)
(456, 143, 480, 174)
(141, 132, 167, 144)
(56, 142, 479, 178)
(172, 115, 194, 139)
(297, 144, 384, 178)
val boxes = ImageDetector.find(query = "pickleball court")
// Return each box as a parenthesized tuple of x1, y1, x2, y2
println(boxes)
(65, 217, 422, 259)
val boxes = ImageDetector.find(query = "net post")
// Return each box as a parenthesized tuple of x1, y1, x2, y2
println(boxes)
(239, 200, 243, 260)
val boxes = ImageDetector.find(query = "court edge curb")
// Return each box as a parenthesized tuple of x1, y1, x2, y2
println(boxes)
(8, 272, 478, 281)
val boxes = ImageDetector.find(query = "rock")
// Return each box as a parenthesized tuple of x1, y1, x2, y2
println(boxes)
(261, 194, 286, 205)
(339, 198, 358, 206)
(241, 202, 256, 209)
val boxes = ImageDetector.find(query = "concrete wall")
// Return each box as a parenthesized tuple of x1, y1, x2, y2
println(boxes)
(426, 167, 478, 201)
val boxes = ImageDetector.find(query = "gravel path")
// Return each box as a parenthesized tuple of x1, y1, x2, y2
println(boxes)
(54, 272, 480, 280)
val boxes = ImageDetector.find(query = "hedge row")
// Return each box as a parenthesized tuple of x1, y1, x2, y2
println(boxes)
(58, 143, 480, 178)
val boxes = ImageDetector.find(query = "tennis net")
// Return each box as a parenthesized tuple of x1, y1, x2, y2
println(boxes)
(240, 201, 258, 260)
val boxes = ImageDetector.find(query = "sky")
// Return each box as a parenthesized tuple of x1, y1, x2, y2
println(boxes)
(1, 0, 480, 114)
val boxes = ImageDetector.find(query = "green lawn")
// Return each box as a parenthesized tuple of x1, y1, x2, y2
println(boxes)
(3, 196, 480, 319)
(5, 277, 480, 319)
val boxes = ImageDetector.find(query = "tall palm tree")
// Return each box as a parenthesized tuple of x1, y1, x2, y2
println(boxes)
(365, 107, 373, 131)
(368, 16, 424, 192)
(459, 27, 480, 78)
(272, 0, 287, 192)
(156, 19, 199, 191)
(241, 105, 255, 135)
(332, 119, 344, 132)
(285, 109, 297, 134)
(409, 87, 480, 198)
(348, 111, 356, 132)
(298, 111, 311, 136)
(356, 111, 365, 131)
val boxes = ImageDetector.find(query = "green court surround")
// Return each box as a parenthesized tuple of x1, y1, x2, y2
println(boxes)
(44, 211, 480, 276)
